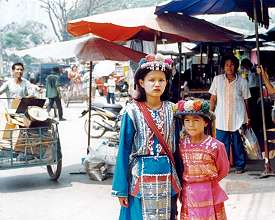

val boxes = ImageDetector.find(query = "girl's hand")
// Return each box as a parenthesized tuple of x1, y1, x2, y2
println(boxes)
(118, 197, 129, 208)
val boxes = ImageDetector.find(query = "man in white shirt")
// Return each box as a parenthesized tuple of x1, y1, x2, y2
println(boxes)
(209, 55, 251, 174)
(106, 74, 116, 104)
(0, 63, 31, 107)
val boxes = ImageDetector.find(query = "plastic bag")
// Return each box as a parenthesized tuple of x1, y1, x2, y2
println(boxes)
(83, 148, 108, 181)
(240, 128, 262, 160)
(83, 158, 108, 181)
(93, 139, 118, 165)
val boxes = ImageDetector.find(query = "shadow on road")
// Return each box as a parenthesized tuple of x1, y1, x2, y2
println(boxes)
(222, 159, 275, 195)
(0, 163, 113, 193)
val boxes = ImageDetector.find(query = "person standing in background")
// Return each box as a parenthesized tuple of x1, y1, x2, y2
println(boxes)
(68, 64, 82, 96)
(209, 54, 251, 174)
(0, 63, 32, 107)
(241, 58, 261, 139)
(46, 67, 66, 121)
(241, 58, 260, 99)
(106, 74, 116, 104)
(82, 70, 96, 105)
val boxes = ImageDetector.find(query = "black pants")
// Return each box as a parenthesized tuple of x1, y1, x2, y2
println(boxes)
(106, 92, 115, 104)
(47, 97, 63, 119)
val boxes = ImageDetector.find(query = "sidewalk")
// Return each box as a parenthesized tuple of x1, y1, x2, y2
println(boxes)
(221, 159, 275, 220)
(222, 159, 275, 194)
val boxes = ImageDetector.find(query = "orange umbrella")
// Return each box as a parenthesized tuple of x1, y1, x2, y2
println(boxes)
(67, 7, 243, 44)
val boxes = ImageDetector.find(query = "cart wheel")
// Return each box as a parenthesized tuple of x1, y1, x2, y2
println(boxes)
(47, 159, 62, 181)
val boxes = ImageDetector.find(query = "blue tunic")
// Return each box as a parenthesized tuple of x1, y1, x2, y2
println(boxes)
(112, 101, 179, 220)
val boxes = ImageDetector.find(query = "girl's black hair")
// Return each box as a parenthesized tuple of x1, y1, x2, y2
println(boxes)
(133, 67, 172, 102)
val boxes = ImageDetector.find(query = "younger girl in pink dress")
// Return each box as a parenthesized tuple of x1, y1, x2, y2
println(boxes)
(175, 98, 230, 220)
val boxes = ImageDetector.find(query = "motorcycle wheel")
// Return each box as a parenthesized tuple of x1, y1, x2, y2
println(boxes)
(115, 92, 120, 102)
(85, 113, 106, 138)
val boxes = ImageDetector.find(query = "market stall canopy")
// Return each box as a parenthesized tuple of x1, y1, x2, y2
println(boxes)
(67, 7, 243, 43)
(11, 36, 91, 59)
(155, 0, 275, 28)
(12, 36, 145, 62)
(157, 43, 196, 55)
(92, 61, 117, 78)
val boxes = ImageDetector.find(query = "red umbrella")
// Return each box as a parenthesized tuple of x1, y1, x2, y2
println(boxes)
(67, 7, 243, 45)
(76, 36, 145, 62)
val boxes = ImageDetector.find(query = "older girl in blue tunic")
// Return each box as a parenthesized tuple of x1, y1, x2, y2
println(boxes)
(112, 54, 181, 220)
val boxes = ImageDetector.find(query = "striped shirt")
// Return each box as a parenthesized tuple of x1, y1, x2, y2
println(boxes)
(209, 74, 251, 132)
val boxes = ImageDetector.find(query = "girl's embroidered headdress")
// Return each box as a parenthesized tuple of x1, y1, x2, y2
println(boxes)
(175, 98, 215, 121)
(138, 54, 173, 72)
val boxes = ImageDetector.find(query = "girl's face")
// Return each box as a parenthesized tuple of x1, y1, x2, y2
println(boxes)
(183, 115, 208, 137)
(224, 60, 235, 77)
(139, 70, 167, 98)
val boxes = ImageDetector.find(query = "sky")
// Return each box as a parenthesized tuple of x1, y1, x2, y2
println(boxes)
(0, 0, 54, 39)
(0, 0, 50, 27)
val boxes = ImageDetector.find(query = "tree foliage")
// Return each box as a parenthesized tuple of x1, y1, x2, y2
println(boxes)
(39, 0, 116, 41)
(1, 21, 48, 66)
(2, 21, 49, 50)
(39, 0, 167, 41)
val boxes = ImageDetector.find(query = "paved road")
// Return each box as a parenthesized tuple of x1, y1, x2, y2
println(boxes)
(0, 99, 120, 220)
(0, 97, 275, 220)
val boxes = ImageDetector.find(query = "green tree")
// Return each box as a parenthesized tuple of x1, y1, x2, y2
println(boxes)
(1, 21, 48, 71)
(2, 21, 49, 50)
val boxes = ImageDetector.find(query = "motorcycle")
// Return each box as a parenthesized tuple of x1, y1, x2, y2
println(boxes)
(115, 80, 129, 102)
(80, 103, 123, 138)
